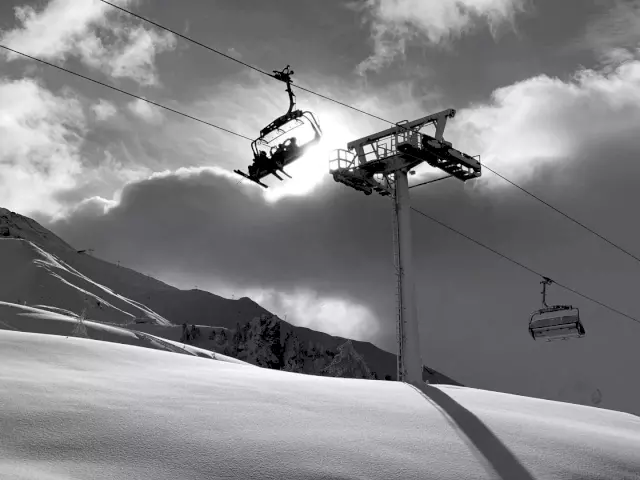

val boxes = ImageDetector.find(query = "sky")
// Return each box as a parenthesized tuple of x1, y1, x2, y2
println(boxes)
(2, 0, 640, 413)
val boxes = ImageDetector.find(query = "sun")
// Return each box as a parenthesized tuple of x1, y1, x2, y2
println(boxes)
(260, 112, 356, 202)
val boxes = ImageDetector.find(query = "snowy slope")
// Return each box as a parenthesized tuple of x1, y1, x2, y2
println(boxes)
(2, 207, 465, 385)
(130, 316, 378, 379)
(1, 329, 639, 480)
(0, 233, 462, 384)
(0, 238, 170, 325)
(0, 301, 248, 365)
(0, 208, 464, 384)
(1, 207, 274, 328)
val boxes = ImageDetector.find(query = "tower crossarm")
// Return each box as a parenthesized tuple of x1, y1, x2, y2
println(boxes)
(329, 108, 481, 196)
(346, 109, 455, 152)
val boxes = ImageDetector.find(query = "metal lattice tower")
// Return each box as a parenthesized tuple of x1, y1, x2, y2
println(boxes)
(391, 180, 406, 381)
(329, 109, 481, 386)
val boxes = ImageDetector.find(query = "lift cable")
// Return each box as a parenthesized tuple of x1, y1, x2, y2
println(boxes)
(99, 0, 640, 268)
(477, 164, 640, 265)
(4, 43, 638, 327)
(409, 205, 640, 325)
(98, 1, 275, 80)
(98, 0, 397, 124)
(0, 46, 253, 142)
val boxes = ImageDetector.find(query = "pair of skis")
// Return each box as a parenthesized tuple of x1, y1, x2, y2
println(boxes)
(233, 164, 292, 189)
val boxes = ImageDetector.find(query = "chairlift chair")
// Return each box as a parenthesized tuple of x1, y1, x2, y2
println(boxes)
(528, 277, 586, 341)
(234, 65, 323, 188)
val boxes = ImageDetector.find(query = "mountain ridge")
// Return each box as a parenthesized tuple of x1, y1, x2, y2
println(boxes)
(0, 206, 462, 384)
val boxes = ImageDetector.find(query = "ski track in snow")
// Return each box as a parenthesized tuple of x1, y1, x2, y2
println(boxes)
(27, 242, 171, 326)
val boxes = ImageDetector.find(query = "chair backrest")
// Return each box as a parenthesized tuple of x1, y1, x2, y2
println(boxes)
(530, 313, 580, 330)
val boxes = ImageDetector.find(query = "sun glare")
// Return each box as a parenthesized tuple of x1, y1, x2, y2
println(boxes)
(260, 112, 356, 202)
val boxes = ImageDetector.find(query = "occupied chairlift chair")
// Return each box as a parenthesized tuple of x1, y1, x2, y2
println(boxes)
(234, 65, 323, 188)
(528, 277, 586, 341)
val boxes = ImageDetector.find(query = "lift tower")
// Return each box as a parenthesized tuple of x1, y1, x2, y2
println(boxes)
(329, 109, 481, 386)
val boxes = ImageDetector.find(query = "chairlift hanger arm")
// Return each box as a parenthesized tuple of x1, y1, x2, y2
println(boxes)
(540, 276, 554, 307)
(273, 65, 296, 116)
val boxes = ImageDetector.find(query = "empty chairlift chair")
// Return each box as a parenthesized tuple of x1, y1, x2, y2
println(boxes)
(528, 277, 586, 341)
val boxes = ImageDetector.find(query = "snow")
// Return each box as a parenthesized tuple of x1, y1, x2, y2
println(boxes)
(0, 238, 171, 325)
(1, 330, 639, 479)
(0, 301, 249, 366)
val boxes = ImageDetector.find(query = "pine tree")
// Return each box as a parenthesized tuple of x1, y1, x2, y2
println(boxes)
(282, 330, 304, 372)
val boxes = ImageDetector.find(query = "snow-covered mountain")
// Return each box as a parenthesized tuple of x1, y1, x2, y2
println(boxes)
(0, 300, 249, 365)
(0, 207, 461, 384)
(134, 315, 381, 379)
(131, 314, 463, 383)
(0, 237, 170, 325)
(0, 208, 270, 328)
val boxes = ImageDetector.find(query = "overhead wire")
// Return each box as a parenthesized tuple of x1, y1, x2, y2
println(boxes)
(98, 0, 640, 270)
(0, 45, 254, 141)
(409, 205, 640, 325)
(97, 0, 275, 79)
(2, 45, 638, 327)
(98, 0, 402, 124)
(478, 163, 640, 264)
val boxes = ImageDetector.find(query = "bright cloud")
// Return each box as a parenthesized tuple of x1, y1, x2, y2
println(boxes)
(127, 98, 164, 123)
(1, 0, 176, 86)
(449, 48, 640, 184)
(0, 77, 85, 217)
(355, 0, 528, 74)
(181, 70, 444, 201)
(92, 99, 117, 121)
(215, 286, 381, 342)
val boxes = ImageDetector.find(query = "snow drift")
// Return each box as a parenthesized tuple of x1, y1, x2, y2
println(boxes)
(1, 330, 639, 480)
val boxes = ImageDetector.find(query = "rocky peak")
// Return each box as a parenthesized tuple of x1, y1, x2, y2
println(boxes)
(0, 207, 74, 251)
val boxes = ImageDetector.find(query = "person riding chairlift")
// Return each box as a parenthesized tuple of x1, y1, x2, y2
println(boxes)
(271, 137, 300, 167)
(285, 137, 299, 155)
(248, 150, 269, 177)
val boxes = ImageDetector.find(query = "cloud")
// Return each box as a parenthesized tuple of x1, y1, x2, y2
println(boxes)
(0, 79, 154, 219)
(47, 167, 395, 343)
(580, 0, 640, 63)
(238, 288, 380, 341)
(39, 46, 640, 415)
(49, 148, 153, 216)
(92, 99, 117, 121)
(355, 0, 529, 74)
(0, 0, 176, 86)
(100, 24, 177, 86)
(175, 69, 445, 202)
(127, 98, 164, 123)
(448, 49, 640, 185)
(0, 77, 85, 217)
